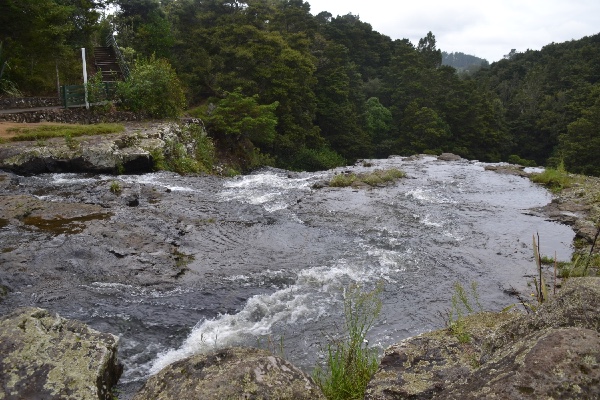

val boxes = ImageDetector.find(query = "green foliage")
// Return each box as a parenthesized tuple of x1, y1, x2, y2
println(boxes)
(329, 173, 357, 188)
(203, 89, 279, 148)
(447, 282, 483, 344)
(364, 97, 393, 157)
(116, 55, 186, 118)
(557, 253, 598, 278)
(529, 162, 576, 192)
(86, 72, 115, 111)
(63, 133, 79, 150)
(507, 154, 536, 167)
(6, 123, 124, 141)
(313, 284, 382, 400)
(558, 96, 600, 176)
(0, 0, 103, 95)
(329, 168, 406, 188)
(288, 147, 347, 172)
(474, 33, 600, 169)
(151, 123, 215, 175)
(109, 181, 122, 194)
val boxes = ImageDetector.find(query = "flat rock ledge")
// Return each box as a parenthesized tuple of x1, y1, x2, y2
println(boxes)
(133, 347, 325, 400)
(365, 277, 600, 399)
(0, 307, 122, 400)
(0, 120, 203, 175)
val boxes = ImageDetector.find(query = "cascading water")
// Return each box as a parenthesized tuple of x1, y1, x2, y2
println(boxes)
(0, 156, 574, 398)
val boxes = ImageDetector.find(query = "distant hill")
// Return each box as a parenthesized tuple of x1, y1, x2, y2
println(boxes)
(442, 51, 489, 72)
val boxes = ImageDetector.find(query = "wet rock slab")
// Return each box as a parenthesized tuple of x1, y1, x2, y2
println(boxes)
(133, 347, 324, 400)
(0, 307, 122, 400)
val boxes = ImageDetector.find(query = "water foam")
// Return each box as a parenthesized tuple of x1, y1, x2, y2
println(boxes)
(220, 171, 318, 211)
(148, 245, 406, 375)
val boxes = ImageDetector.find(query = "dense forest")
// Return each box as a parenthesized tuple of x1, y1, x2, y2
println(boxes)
(1, 0, 599, 174)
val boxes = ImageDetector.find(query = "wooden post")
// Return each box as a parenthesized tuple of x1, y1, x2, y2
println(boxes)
(82, 48, 89, 109)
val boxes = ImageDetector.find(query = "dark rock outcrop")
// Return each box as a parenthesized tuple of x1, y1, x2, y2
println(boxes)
(366, 278, 600, 399)
(0, 307, 122, 400)
(437, 153, 462, 161)
(133, 347, 325, 400)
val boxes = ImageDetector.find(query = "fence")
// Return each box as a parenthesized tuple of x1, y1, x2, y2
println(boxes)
(60, 85, 86, 108)
(60, 82, 118, 108)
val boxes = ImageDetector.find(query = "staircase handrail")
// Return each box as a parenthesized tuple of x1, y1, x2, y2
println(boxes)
(105, 32, 130, 79)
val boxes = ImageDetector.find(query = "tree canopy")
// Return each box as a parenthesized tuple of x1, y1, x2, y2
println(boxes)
(2, 0, 599, 174)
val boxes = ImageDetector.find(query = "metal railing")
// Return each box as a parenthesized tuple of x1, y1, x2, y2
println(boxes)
(105, 32, 130, 79)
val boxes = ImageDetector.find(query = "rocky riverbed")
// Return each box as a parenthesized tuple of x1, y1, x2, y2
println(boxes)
(1, 134, 595, 398)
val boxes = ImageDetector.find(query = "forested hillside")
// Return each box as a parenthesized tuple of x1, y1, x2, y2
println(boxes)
(1, 0, 599, 174)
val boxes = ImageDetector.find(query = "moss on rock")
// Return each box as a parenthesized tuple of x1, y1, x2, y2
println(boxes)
(0, 307, 122, 400)
(133, 347, 324, 400)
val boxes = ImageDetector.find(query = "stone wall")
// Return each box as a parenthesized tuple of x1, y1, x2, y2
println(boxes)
(0, 107, 147, 124)
(0, 97, 61, 110)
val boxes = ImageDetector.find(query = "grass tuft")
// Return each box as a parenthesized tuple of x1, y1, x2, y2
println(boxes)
(529, 162, 576, 193)
(313, 284, 382, 400)
(329, 168, 406, 188)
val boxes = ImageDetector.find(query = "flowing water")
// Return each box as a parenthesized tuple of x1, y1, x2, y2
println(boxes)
(0, 156, 574, 398)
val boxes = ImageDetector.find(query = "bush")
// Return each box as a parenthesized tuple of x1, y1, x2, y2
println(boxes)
(151, 123, 215, 174)
(117, 55, 186, 118)
(508, 154, 537, 167)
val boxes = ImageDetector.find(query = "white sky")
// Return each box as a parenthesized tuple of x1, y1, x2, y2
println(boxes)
(306, 0, 600, 62)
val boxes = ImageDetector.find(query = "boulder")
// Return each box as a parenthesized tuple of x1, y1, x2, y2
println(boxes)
(366, 278, 600, 399)
(437, 153, 462, 161)
(133, 347, 324, 400)
(0, 307, 122, 400)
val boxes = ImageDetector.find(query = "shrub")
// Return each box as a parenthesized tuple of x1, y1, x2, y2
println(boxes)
(117, 55, 186, 118)
(151, 123, 215, 174)
(508, 154, 537, 167)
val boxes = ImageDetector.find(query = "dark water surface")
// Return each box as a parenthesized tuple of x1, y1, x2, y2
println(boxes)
(0, 156, 573, 398)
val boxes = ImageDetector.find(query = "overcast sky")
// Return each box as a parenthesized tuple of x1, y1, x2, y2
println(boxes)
(305, 0, 600, 62)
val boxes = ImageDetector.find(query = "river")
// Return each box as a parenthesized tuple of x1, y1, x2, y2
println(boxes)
(0, 156, 574, 398)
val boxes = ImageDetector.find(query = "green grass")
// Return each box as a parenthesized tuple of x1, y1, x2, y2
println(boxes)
(313, 284, 382, 400)
(557, 252, 600, 278)
(529, 162, 577, 193)
(6, 123, 125, 142)
(329, 168, 406, 188)
(330, 173, 357, 187)
(447, 282, 484, 343)
(109, 181, 122, 194)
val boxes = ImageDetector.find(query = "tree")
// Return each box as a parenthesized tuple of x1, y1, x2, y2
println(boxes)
(364, 97, 393, 156)
(417, 31, 442, 68)
(400, 101, 451, 154)
(203, 88, 279, 149)
(559, 95, 600, 176)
